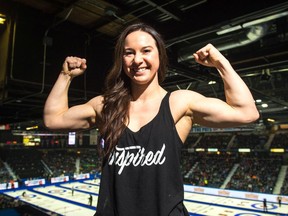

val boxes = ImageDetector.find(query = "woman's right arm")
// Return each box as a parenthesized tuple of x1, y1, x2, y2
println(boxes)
(43, 56, 101, 130)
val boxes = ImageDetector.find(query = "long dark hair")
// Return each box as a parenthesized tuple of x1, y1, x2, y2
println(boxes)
(99, 23, 168, 156)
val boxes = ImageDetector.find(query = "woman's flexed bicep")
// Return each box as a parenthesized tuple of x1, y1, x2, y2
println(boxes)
(172, 90, 258, 130)
(44, 93, 102, 131)
(191, 95, 257, 128)
(44, 103, 95, 130)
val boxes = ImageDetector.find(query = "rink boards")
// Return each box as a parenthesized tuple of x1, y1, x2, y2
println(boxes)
(3, 179, 288, 216)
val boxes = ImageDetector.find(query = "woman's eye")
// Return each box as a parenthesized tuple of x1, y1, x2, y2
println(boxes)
(124, 51, 133, 56)
(144, 49, 151, 53)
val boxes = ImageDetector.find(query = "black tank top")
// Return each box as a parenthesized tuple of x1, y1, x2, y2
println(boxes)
(95, 93, 188, 216)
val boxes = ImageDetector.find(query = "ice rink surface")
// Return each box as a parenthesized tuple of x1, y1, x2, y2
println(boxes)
(4, 179, 288, 216)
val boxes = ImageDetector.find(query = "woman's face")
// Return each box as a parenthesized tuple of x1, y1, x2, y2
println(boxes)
(123, 30, 160, 85)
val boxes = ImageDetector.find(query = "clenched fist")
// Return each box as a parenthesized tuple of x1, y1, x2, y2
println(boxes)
(62, 56, 87, 78)
(193, 44, 228, 68)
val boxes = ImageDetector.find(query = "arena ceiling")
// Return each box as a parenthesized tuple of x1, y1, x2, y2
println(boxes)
(0, 0, 288, 130)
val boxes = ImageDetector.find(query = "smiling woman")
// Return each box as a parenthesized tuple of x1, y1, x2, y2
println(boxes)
(122, 31, 160, 85)
(43, 23, 259, 216)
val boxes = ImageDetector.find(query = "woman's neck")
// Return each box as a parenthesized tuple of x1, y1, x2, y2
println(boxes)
(131, 84, 165, 102)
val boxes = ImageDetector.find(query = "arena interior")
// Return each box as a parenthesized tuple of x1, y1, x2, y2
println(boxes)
(1, 0, 288, 215)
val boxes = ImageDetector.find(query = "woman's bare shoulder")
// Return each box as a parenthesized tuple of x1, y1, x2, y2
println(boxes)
(170, 89, 203, 104)
(170, 90, 205, 116)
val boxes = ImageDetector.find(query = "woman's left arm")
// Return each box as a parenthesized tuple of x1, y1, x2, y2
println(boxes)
(191, 44, 259, 127)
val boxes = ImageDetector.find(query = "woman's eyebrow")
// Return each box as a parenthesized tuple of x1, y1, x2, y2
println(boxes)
(124, 45, 153, 50)
(142, 45, 153, 49)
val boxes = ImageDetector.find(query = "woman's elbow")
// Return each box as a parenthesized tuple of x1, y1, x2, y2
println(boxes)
(43, 116, 59, 130)
(243, 108, 260, 124)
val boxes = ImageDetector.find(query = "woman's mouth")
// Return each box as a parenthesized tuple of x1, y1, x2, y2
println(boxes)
(133, 67, 149, 73)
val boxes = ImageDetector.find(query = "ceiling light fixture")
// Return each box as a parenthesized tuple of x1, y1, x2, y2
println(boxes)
(255, 99, 262, 103)
(261, 103, 268, 108)
(105, 7, 126, 23)
(0, 13, 6, 24)
(216, 11, 288, 35)
(208, 80, 216, 85)
(216, 25, 242, 35)
(243, 11, 288, 28)
(267, 118, 275, 122)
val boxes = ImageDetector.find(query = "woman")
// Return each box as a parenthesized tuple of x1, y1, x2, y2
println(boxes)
(44, 23, 259, 216)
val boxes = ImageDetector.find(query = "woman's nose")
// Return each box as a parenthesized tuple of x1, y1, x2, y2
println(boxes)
(133, 53, 143, 64)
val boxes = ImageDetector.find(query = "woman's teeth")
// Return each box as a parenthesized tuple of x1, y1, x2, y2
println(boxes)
(135, 67, 147, 72)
